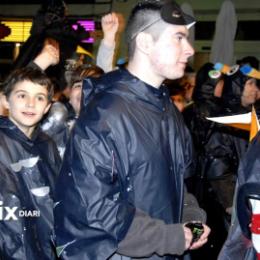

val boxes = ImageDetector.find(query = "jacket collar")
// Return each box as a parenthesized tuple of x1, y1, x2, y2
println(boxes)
(0, 116, 44, 144)
(114, 69, 169, 110)
(82, 68, 170, 111)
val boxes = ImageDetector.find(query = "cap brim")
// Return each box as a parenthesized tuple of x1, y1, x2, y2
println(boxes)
(161, 2, 196, 28)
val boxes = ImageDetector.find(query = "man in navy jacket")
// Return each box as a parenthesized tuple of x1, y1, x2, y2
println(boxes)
(54, 1, 210, 259)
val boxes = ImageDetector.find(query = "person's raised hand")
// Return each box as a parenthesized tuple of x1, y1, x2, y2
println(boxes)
(33, 38, 60, 70)
(101, 12, 119, 47)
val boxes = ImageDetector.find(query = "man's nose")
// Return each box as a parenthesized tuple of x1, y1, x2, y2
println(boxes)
(185, 41, 195, 58)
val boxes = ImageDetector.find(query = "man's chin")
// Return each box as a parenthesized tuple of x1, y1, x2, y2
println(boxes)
(167, 72, 184, 80)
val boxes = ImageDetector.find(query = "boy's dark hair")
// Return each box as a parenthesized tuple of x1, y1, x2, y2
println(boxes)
(125, 0, 164, 60)
(3, 67, 54, 101)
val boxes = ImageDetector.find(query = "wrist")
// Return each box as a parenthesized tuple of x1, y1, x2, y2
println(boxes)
(102, 36, 116, 48)
(33, 53, 51, 71)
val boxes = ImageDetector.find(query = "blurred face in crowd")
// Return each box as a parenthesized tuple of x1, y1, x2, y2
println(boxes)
(214, 79, 224, 98)
(241, 78, 260, 107)
(0, 92, 7, 116)
(183, 73, 196, 102)
(171, 94, 186, 112)
(3, 80, 51, 137)
(149, 24, 194, 81)
(69, 81, 82, 116)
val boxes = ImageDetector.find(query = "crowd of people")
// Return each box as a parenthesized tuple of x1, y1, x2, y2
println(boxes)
(0, 0, 260, 259)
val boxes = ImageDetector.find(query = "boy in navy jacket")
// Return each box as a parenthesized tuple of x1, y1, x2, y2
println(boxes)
(0, 67, 61, 259)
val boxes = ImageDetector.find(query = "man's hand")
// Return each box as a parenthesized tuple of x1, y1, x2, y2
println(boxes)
(189, 224, 211, 250)
(101, 12, 119, 47)
(183, 226, 193, 249)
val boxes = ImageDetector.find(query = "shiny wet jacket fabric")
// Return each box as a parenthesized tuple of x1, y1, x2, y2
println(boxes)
(184, 63, 249, 181)
(218, 132, 260, 260)
(41, 101, 72, 159)
(54, 69, 194, 259)
(0, 117, 61, 259)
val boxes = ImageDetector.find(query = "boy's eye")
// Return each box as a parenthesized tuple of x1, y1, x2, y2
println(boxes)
(37, 96, 46, 102)
(17, 94, 26, 99)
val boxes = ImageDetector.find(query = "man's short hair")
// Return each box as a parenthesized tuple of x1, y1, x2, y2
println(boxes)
(125, 0, 195, 59)
(3, 67, 54, 101)
(125, 0, 163, 59)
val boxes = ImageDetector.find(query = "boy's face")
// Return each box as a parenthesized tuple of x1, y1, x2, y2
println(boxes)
(4, 80, 51, 137)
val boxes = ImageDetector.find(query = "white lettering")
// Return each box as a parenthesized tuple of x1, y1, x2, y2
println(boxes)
(4, 207, 18, 220)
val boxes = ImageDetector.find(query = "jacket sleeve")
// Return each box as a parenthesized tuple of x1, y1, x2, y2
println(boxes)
(53, 116, 135, 260)
(26, 61, 45, 72)
(0, 163, 26, 259)
(117, 209, 186, 257)
(182, 188, 207, 223)
(96, 39, 115, 73)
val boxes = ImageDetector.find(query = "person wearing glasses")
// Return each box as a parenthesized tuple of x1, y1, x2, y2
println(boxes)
(53, 1, 210, 259)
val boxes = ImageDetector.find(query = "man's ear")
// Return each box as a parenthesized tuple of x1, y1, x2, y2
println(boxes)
(44, 103, 52, 115)
(135, 32, 154, 55)
(1, 95, 10, 110)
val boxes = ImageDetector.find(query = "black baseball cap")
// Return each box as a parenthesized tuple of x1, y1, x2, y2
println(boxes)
(129, 0, 195, 40)
(161, 1, 195, 28)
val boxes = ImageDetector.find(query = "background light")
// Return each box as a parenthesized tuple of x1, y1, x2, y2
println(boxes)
(0, 20, 95, 43)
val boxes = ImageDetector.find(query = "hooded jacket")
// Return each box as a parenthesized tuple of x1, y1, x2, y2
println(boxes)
(218, 132, 260, 260)
(0, 117, 61, 259)
(53, 69, 203, 260)
(184, 63, 248, 212)
(183, 63, 240, 182)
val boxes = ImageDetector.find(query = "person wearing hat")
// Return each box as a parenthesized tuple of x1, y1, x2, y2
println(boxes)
(54, 1, 210, 259)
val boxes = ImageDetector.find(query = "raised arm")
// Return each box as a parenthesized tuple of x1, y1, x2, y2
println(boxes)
(96, 12, 119, 72)
(33, 38, 60, 71)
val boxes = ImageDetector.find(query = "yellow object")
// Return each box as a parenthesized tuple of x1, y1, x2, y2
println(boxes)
(0, 20, 32, 42)
(207, 106, 260, 142)
(246, 67, 260, 80)
(250, 106, 260, 141)
(214, 63, 231, 74)
(226, 107, 259, 141)
(76, 45, 94, 59)
(219, 64, 231, 74)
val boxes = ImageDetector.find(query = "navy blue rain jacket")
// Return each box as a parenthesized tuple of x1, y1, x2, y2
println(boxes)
(54, 69, 194, 259)
(218, 132, 260, 260)
(0, 117, 61, 259)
